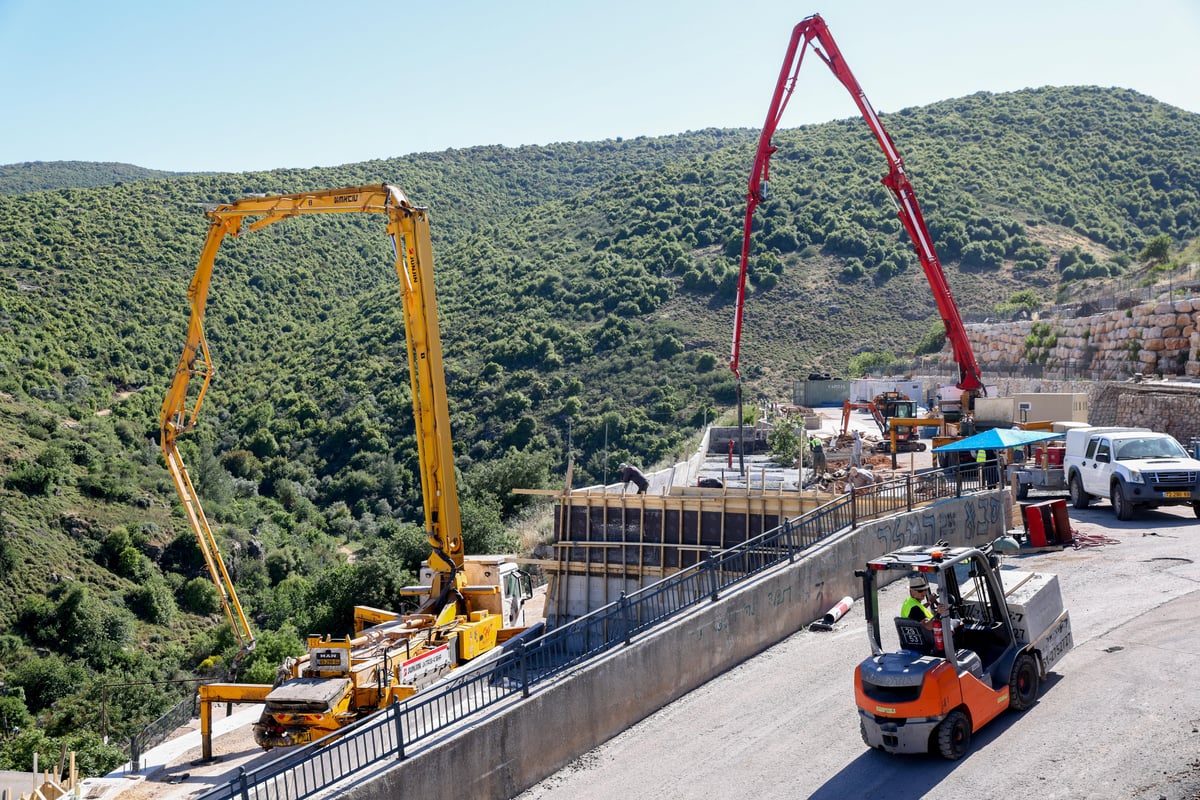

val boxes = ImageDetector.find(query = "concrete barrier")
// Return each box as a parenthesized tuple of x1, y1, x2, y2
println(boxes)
(338, 490, 1010, 800)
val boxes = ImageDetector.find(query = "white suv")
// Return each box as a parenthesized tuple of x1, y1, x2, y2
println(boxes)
(1063, 427, 1200, 520)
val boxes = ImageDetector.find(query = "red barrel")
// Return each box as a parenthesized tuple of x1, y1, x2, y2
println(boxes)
(1033, 446, 1065, 466)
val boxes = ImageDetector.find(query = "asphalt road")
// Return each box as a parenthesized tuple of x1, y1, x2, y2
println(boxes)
(518, 499, 1200, 800)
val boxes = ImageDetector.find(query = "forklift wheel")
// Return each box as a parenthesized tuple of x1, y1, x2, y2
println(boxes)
(936, 710, 971, 760)
(1008, 653, 1040, 711)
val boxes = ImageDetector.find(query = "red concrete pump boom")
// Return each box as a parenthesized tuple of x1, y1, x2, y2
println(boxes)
(729, 14, 984, 402)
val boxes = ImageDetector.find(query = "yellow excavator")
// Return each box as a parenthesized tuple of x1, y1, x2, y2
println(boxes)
(160, 185, 532, 756)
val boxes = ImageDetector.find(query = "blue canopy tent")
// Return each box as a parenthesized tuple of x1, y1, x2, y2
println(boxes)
(932, 428, 1059, 453)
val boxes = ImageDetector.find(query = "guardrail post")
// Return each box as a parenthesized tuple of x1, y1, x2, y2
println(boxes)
(849, 485, 858, 529)
(906, 473, 913, 512)
(706, 549, 719, 602)
(619, 591, 631, 645)
(238, 766, 251, 800)
(393, 703, 406, 760)
(518, 640, 530, 698)
(786, 520, 797, 562)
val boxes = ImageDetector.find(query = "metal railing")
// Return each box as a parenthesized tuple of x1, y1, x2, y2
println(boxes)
(197, 462, 986, 800)
(129, 692, 198, 772)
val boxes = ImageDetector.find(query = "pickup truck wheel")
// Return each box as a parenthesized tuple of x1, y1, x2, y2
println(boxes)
(1016, 481, 1029, 500)
(1008, 653, 1040, 711)
(936, 710, 971, 760)
(1068, 474, 1090, 509)
(1110, 483, 1134, 521)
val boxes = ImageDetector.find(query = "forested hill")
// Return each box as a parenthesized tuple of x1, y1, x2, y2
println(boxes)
(0, 160, 189, 194)
(0, 85, 1197, 771)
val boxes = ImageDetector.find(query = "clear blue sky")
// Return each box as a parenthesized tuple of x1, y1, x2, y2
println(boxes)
(2, 0, 1198, 174)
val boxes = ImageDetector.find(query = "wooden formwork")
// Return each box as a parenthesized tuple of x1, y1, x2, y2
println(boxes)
(520, 486, 827, 625)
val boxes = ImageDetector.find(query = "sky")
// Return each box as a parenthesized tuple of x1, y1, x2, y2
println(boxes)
(2, 0, 1198, 175)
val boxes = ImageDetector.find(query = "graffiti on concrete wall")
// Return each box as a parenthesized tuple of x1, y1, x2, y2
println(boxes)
(872, 492, 1007, 550)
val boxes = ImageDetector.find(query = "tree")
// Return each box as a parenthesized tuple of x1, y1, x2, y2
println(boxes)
(126, 576, 177, 624)
(54, 586, 134, 668)
(1138, 233, 1171, 265)
(0, 726, 124, 776)
(306, 556, 417, 636)
(181, 577, 222, 615)
(7, 654, 85, 713)
(914, 322, 947, 357)
(768, 420, 802, 467)
(0, 693, 33, 736)
(848, 351, 898, 377)
(464, 449, 553, 520)
(0, 502, 15, 579)
(239, 625, 306, 685)
(458, 494, 516, 557)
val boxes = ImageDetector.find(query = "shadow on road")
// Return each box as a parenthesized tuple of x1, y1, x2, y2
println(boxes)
(809, 674, 1068, 799)
(1067, 504, 1199, 532)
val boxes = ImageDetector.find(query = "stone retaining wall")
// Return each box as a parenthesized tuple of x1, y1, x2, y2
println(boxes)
(914, 290, 1200, 446)
(958, 293, 1199, 379)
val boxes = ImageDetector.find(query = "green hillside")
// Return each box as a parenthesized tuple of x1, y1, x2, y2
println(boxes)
(0, 160, 190, 194)
(0, 86, 1197, 772)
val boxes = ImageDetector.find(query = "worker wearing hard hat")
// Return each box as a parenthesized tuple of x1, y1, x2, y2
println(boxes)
(902, 575, 936, 628)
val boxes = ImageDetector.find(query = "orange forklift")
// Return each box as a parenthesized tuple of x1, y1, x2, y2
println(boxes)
(853, 540, 1072, 759)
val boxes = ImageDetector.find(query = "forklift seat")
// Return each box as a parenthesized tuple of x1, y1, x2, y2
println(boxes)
(955, 649, 984, 681)
(894, 617, 935, 654)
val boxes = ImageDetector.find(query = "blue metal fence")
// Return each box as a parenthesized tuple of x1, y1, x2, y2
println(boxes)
(197, 462, 984, 800)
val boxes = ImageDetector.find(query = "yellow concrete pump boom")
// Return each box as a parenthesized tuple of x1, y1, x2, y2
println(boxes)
(159, 185, 467, 660)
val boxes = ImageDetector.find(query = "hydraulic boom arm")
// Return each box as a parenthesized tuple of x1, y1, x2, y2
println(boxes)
(160, 185, 466, 658)
(729, 14, 984, 400)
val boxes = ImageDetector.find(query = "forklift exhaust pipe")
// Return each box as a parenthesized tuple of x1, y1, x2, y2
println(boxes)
(810, 596, 854, 631)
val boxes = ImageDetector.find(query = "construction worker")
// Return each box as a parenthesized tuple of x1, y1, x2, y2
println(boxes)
(851, 430, 863, 468)
(975, 448, 987, 485)
(618, 462, 649, 494)
(809, 435, 826, 474)
(902, 575, 935, 628)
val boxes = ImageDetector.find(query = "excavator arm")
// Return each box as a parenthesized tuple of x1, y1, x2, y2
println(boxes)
(729, 14, 984, 401)
(160, 185, 466, 660)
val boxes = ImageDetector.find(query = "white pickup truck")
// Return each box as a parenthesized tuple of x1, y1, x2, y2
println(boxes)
(1063, 426, 1200, 520)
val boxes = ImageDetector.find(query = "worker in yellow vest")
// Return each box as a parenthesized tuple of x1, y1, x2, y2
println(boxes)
(901, 575, 935, 627)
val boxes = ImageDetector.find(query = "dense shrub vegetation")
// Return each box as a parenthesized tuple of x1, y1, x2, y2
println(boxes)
(0, 86, 1197, 773)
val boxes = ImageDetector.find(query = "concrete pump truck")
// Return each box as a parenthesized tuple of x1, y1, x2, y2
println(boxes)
(160, 185, 531, 757)
(728, 13, 988, 460)
(733, 16, 1071, 760)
